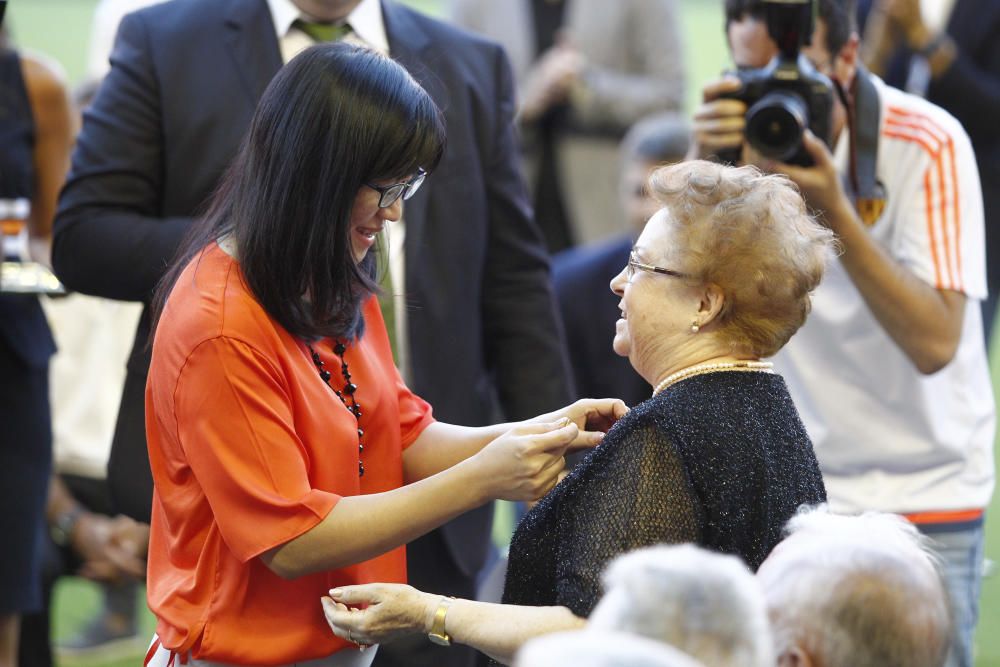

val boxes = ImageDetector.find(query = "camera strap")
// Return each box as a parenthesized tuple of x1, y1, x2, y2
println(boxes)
(843, 65, 887, 226)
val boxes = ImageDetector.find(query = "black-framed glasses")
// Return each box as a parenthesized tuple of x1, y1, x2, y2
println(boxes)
(365, 168, 427, 209)
(626, 252, 688, 281)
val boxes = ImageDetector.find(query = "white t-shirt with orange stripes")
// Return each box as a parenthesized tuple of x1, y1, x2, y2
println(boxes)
(773, 76, 995, 517)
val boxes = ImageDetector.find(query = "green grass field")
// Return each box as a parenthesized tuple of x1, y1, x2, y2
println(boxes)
(7, 0, 998, 665)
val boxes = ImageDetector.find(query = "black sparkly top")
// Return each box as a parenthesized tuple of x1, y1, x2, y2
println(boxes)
(501, 370, 826, 618)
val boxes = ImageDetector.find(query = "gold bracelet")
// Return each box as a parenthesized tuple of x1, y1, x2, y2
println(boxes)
(427, 596, 455, 646)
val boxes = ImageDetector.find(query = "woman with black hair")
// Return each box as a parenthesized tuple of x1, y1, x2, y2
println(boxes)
(143, 43, 624, 667)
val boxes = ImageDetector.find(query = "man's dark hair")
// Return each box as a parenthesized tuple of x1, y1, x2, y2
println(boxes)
(153, 43, 445, 342)
(724, 0, 857, 57)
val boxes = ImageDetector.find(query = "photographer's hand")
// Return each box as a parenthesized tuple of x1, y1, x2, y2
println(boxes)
(749, 130, 851, 232)
(689, 76, 746, 161)
(754, 129, 966, 375)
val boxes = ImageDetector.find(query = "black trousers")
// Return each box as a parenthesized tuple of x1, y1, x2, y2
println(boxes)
(0, 337, 51, 616)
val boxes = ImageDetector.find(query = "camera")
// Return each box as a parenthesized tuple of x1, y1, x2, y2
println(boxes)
(720, 0, 834, 166)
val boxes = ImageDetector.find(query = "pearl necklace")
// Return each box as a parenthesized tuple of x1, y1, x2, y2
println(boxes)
(652, 360, 774, 396)
(308, 340, 366, 477)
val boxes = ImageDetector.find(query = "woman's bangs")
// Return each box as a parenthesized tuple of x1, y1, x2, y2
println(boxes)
(371, 97, 445, 182)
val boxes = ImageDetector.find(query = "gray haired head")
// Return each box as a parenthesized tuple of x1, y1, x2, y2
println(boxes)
(589, 544, 773, 667)
(620, 112, 691, 167)
(757, 505, 952, 667)
(515, 629, 706, 667)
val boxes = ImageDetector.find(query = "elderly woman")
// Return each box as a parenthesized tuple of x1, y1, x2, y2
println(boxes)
(323, 160, 832, 663)
(143, 43, 623, 667)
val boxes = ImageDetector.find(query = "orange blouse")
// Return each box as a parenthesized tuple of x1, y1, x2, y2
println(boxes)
(145, 243, 434, 664)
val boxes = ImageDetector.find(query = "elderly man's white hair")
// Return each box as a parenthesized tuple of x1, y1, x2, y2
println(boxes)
(588, 544, 773, 667)
(514, 629, 706, 667)
(757, 506, 951, 667)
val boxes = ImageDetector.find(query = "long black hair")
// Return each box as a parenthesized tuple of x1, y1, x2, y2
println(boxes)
(152, 42, 445, 341)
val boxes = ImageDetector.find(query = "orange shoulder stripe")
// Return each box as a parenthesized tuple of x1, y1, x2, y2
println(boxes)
(887, 108, 964, 290)
(883, 119, 962, 290)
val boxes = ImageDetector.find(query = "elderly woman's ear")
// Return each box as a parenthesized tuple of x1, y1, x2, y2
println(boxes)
(693, 283, 726, 332)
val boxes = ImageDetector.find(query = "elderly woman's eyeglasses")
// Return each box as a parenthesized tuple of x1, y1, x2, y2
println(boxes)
(366, 168, 427, 209)
(626, 253, 687, 282)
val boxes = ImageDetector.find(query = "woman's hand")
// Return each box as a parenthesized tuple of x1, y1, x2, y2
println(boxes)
(471, 420, 579, 502)
(321, 584, 437, 647)
(532, 398, 629, 451)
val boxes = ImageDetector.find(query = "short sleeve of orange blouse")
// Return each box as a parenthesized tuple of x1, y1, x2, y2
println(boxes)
(145, 244, 433, 662)
(171, 336, 341, 561)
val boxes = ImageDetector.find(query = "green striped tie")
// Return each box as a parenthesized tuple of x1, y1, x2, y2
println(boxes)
(377, 235, 398, 361)
(294, 20, 351, 43)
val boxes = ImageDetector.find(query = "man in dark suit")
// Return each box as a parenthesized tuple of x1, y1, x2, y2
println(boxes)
(52, 2, 573, 666)
(859, 0, 1000, 343)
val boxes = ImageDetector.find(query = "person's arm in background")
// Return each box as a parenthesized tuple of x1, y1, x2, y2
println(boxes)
(759, 131, 968, 374)
(46, 475, 147, 583)
(885, 0, 1000, 144)
(479, 43, 575, 418)
(52, 11, 191, 301)
(858, 1, 903, 79)
(569, 0, 687, 129)
(21, 53, 74, 268)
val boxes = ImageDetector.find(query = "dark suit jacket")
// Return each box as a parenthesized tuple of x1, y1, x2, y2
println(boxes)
(552, 235, 649, 408)
(53, 0, 571, 578)
(859, 0, 1000, 285)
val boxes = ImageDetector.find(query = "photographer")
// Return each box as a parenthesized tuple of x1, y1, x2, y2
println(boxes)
(690, 1, 993, 666)
(859, 0, 1000, 342)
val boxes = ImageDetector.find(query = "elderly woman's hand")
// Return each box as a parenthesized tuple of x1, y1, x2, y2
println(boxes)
(534, 398, 629, 451)
(321, 584, 437, 648)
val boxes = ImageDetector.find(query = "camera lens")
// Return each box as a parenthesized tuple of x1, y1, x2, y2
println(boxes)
(745, 91, 808, 162)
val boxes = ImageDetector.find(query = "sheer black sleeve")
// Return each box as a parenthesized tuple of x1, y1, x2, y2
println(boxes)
(552, 420, 704, 617)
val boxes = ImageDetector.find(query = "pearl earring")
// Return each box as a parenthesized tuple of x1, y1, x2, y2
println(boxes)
(690, 319, 700, 334)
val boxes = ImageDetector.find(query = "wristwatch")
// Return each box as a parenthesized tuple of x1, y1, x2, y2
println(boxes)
(50, 505, 84, 547)
(427, 596, 455, 646)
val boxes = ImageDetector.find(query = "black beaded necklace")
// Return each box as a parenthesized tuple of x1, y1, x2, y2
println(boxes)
(308, 340, 365, 477)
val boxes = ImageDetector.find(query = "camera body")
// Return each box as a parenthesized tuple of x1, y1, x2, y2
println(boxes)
(720, 0, 835, 166)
